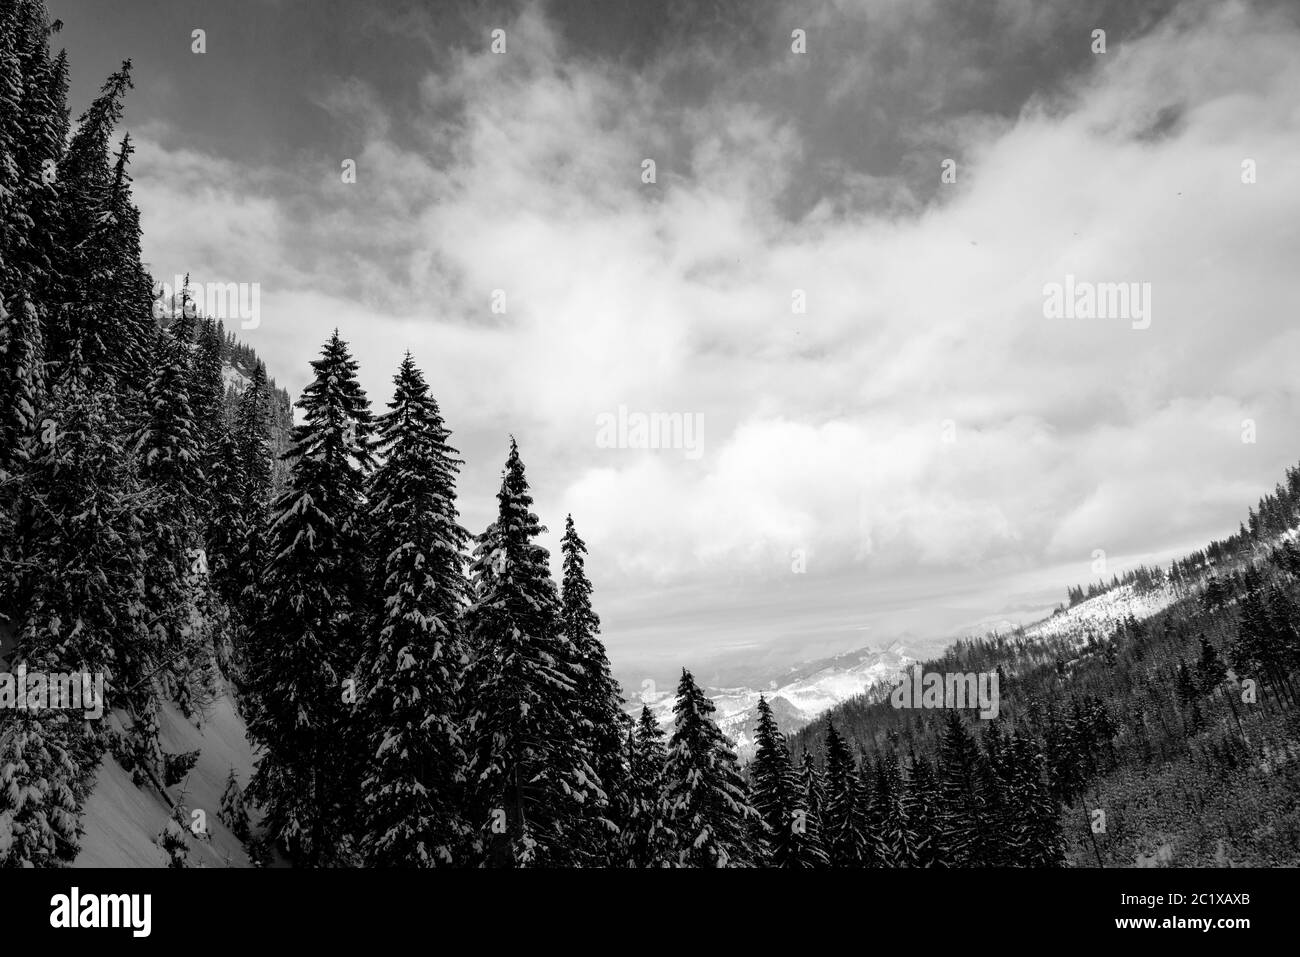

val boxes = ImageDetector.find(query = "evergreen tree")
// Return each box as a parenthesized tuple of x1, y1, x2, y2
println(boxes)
(157, 810, 189, 868)
(624, 705, 671, 867)
(6, 363, 152, 687)
(822, 722, 870, 866)
(935, 711, 996, 866)
(462, 438, 600, 866)
(871, 753, 919, 867)
(2, 2, 68, 343)
(99, 132, 155, 395)
(189, 317, 228, 528)
(0, 4, 27, 279)
(192, 319, 226, 432)
(0, 363, 146, 866)
(798, 750, 829, 850)
(218, 767, 250, 842)
(245, 330, 375, 866)
(1045, 704, 1085, 804)
(0, 4, 63, 483)
(1004, 730, 1063, 866)
(795, 748, 826, 826)
(133, 327, 202, 494)
(560, 513, 629, 860)
(205, 420, 247, 607)
(853, 746, 883, 865)
(23, 39, 68, 303)
(0, 704, 81, 867)
(751, 696, 827, 867)
(0, 292, 45, 471)
(659, 669, 757, 867)
(357, 354, 469, 867)
(232, 361, 273, 620)
(48, 60, 133, 377)
(1195, 635, 1228, 696)
(902, 750, 939, 867)
(132, 326, 208, 724)
(978, 719, 1014, 866)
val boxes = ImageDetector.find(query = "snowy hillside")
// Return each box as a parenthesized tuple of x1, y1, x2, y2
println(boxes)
(1020, 527, 1300, 654)
(221, 363, 250, 395)
(74, 684, 261, 868)
(1024, 582, 1180, 649)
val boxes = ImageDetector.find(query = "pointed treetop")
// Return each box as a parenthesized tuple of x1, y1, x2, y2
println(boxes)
(69, 59, 132, 148)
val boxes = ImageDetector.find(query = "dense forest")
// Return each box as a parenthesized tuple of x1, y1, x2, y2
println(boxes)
(2, 0, 1298, 869)
(792, 488, 1300, 866)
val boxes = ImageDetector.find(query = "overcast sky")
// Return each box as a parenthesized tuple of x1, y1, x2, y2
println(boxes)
(49, 0, 1300, 685)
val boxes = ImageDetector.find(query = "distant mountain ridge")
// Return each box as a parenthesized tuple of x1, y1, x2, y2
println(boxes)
(793, 461, 1300, 760)
(630, 463, 1300, 765)
(625, 644, 913, 759)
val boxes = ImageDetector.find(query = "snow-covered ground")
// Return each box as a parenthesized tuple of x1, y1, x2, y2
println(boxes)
(1022, 582, 1181, 649)
(74, 686, 259, 868)
(1020, 526, 1298, 652)
(221, 363, 249, 396)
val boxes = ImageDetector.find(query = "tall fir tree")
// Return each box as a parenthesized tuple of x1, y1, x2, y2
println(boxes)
(798, 750, 829, 852)
(659, 668, 757, 867)
(0, 1, 65, 474)
(133, 326, 202, 494)
(357, 354, 470, 866)
(1004, 730, 1064, 867)
(190, 316, 228, 512)
(0, 363, 148, 865)
(822, 722, 870, 866)
(192, 318, 226, 429)
(246, 330, 375, 865)
(978, 719, 1014, 867)
(0, 292, 44, 471)
(20, 39, 68, 308)
(935, 711, 997, 866)
(462, 438, 600, 866)
(870, 752, 919, 867)
(48, 60, 133, 378)
(232, 361, 273, 611)
(132, 325, 208, 724)
(1044, 704, 1086, 804)
(205, 420, 247, 607)
(902, 749, 939, 867)
(624, 705, 671, 867)
(7, 362, 152, 687)
(751, 696, 827, 867)
(560, 513, 629, 860)
(100, 132, 155, 396)
(0, 2, 25, 274)
(2, 1, 68, 342)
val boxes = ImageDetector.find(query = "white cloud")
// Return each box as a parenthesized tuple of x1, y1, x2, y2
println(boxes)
(130, 0, 1300, 674)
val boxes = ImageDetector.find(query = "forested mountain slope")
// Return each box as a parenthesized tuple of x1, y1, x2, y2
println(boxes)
(791, 471, 1300, 866)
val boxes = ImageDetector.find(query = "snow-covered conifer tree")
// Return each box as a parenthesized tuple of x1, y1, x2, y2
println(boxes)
(560, 513, 629, 861)
(246, 330, 375, 866)
(751, 695, 827, 867)
(357, 354, 469, 866)
(659, 668, 757, 867)
(462, 438, 600, 866)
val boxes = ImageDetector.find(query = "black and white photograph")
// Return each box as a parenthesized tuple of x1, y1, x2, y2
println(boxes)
(0, 0, 1296, 939)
